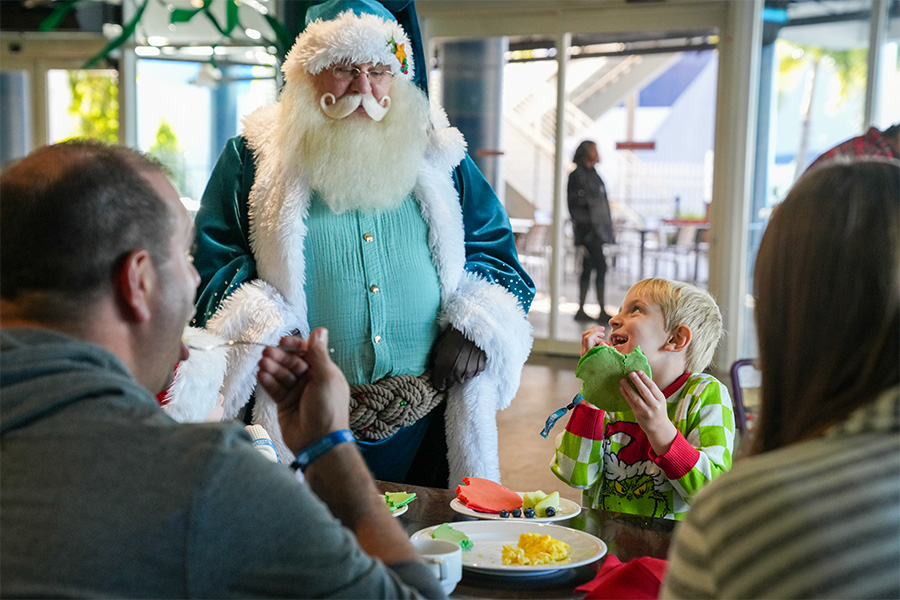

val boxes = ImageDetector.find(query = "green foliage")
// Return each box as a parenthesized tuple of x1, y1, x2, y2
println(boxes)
(828, 48, 868, 104)
(67, 71, 119, 142)
(148, 120, 187, 194)
(41, 0, 294, 68)
(149, 120, 181, 154)
(775, 40, 867, 110)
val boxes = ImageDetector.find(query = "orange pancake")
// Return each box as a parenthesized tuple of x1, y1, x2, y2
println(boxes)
(455, 477, 523, 513)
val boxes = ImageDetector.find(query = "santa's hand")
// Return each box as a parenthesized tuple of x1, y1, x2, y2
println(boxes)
(431, 326, 487, 391)
(256, 328, 350, 455)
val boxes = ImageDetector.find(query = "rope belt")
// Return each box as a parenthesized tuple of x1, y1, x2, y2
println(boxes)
(349, 373, 446, 441)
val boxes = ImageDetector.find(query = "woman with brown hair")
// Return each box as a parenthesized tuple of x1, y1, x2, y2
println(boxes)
(662, 159, 899, 599)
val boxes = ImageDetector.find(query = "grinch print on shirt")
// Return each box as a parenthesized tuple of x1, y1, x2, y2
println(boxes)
(599, 421, 672, 518)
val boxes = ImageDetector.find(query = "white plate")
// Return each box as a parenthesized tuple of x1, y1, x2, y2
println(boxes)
(411, 521, 606, 575)
(382, 495, 412, 517)
(450, 493, 581, 523)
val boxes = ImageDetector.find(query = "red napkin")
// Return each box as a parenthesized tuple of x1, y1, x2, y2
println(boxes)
(575, 555, 667, 600)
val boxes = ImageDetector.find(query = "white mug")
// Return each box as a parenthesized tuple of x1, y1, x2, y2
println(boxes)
(412, 538, 462, 595)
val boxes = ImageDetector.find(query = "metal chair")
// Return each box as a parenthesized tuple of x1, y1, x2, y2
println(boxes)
(729, 358, 759, 438)
(518, 223, 551, 288)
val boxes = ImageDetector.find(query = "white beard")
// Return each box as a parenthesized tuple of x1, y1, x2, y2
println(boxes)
(275, 72, 431, 213)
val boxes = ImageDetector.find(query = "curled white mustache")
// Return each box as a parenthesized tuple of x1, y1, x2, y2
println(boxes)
(319, 93, 392, 121)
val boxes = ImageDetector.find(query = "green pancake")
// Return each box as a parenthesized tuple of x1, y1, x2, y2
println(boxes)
(575, 345, 652, 412)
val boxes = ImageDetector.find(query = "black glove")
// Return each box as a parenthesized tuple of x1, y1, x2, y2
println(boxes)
(430, 326, 487, 391)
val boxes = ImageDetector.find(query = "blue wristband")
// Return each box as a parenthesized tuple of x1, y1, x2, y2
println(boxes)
(291, 429, 355, 472)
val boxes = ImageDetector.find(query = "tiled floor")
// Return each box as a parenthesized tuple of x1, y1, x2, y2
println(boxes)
(496, 353, 584, 503)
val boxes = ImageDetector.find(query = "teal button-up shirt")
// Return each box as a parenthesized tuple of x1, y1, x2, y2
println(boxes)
(305, 193, 442, 386)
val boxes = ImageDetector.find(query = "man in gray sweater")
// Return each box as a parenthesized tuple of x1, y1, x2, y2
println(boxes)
(0, 140, 444, 599)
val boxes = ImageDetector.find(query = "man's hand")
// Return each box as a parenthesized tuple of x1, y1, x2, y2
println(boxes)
(431, 326, 487, 391)
(256, 328, 350, 456)
(619, 370, 677, 456)
(258, 329, 432, 575)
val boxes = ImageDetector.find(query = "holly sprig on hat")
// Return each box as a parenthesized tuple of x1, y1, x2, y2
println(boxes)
(389, 36, 408, 75)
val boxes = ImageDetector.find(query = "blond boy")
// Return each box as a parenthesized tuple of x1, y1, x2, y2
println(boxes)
(552, 278, 734, 519)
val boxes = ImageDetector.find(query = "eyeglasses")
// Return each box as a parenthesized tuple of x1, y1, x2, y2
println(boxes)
(331, 65, 394, 84)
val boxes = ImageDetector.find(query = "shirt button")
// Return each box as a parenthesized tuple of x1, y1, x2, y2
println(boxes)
(374, 335, 382, 343)
(369, 284, 380, 293)
(363, 233, 374, 242)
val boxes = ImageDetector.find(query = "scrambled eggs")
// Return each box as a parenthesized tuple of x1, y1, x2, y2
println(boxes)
(501, 532, 569, 566)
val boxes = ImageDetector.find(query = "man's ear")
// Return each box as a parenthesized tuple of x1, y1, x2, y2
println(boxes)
(116, 249, 156, 323)
(666, 324, 691, 353)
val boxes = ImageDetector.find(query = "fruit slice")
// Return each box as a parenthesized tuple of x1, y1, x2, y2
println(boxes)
(455, 477, 522, 513)
(534, 491, 560, 517)
(522, 490, 547, 510)
(432, 522, 473, 550)
(384, 492, 416, 512)
(576, 345, 652, 412)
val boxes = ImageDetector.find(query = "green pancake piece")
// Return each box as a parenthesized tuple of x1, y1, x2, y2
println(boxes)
(575, 345, 652, 412)
(431, 522, 473, 550)
(384, 492, 416, 511)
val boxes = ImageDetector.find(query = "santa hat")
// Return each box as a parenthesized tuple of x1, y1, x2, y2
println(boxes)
(282, 0, 415, 83)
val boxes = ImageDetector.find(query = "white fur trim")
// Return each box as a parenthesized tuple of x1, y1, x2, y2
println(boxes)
(283, 10, 413, 81)
(205, 280, 303, 418)
(163, 326, 227, 423)
(442, 271, 533, 411)
(426, 99, 467, 170)
(244, 105, 312, 315)
(427, 128, 467, 173)
(429, 98, 451, 129)
(441, 272, 534, 484)
(444, 380, 503, 484)
(203, 97, 530, 484)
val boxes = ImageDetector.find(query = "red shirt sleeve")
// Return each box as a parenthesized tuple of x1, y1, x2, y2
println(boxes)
(564, 402, 606, 440)
(649, 431, 700, 479)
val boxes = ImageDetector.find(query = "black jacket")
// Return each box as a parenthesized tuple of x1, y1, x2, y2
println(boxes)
(567, 164, 614, 246)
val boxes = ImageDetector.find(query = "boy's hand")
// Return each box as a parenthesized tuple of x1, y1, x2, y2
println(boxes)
(620, 370, 677, 455)
(581, 325, 611, 356)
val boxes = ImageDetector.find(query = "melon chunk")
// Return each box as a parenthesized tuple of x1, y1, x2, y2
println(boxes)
(522, 490, 547, 510)
(534, 492, 560, 517)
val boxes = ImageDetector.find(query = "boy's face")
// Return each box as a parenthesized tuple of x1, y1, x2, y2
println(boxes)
(608, 290, 672, 370)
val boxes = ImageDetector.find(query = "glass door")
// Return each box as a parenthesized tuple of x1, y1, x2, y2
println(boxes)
(428, 28, 719, 353)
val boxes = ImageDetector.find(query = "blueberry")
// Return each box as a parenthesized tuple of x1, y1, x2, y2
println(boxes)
(511, 508, 522, 518)
(544, 507, 556, 517)
(523, 507, 535, 518)
(499, 509, 510, 518)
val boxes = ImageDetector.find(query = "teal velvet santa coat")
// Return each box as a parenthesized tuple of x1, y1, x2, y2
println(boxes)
(165, 100, 535, 484)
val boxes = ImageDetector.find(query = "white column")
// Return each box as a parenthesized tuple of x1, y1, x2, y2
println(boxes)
(708, 0, 762, 374)
(549, 32, 571, 342)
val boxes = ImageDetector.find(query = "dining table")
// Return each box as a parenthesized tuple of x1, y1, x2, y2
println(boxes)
(377, 481, 676, 599)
